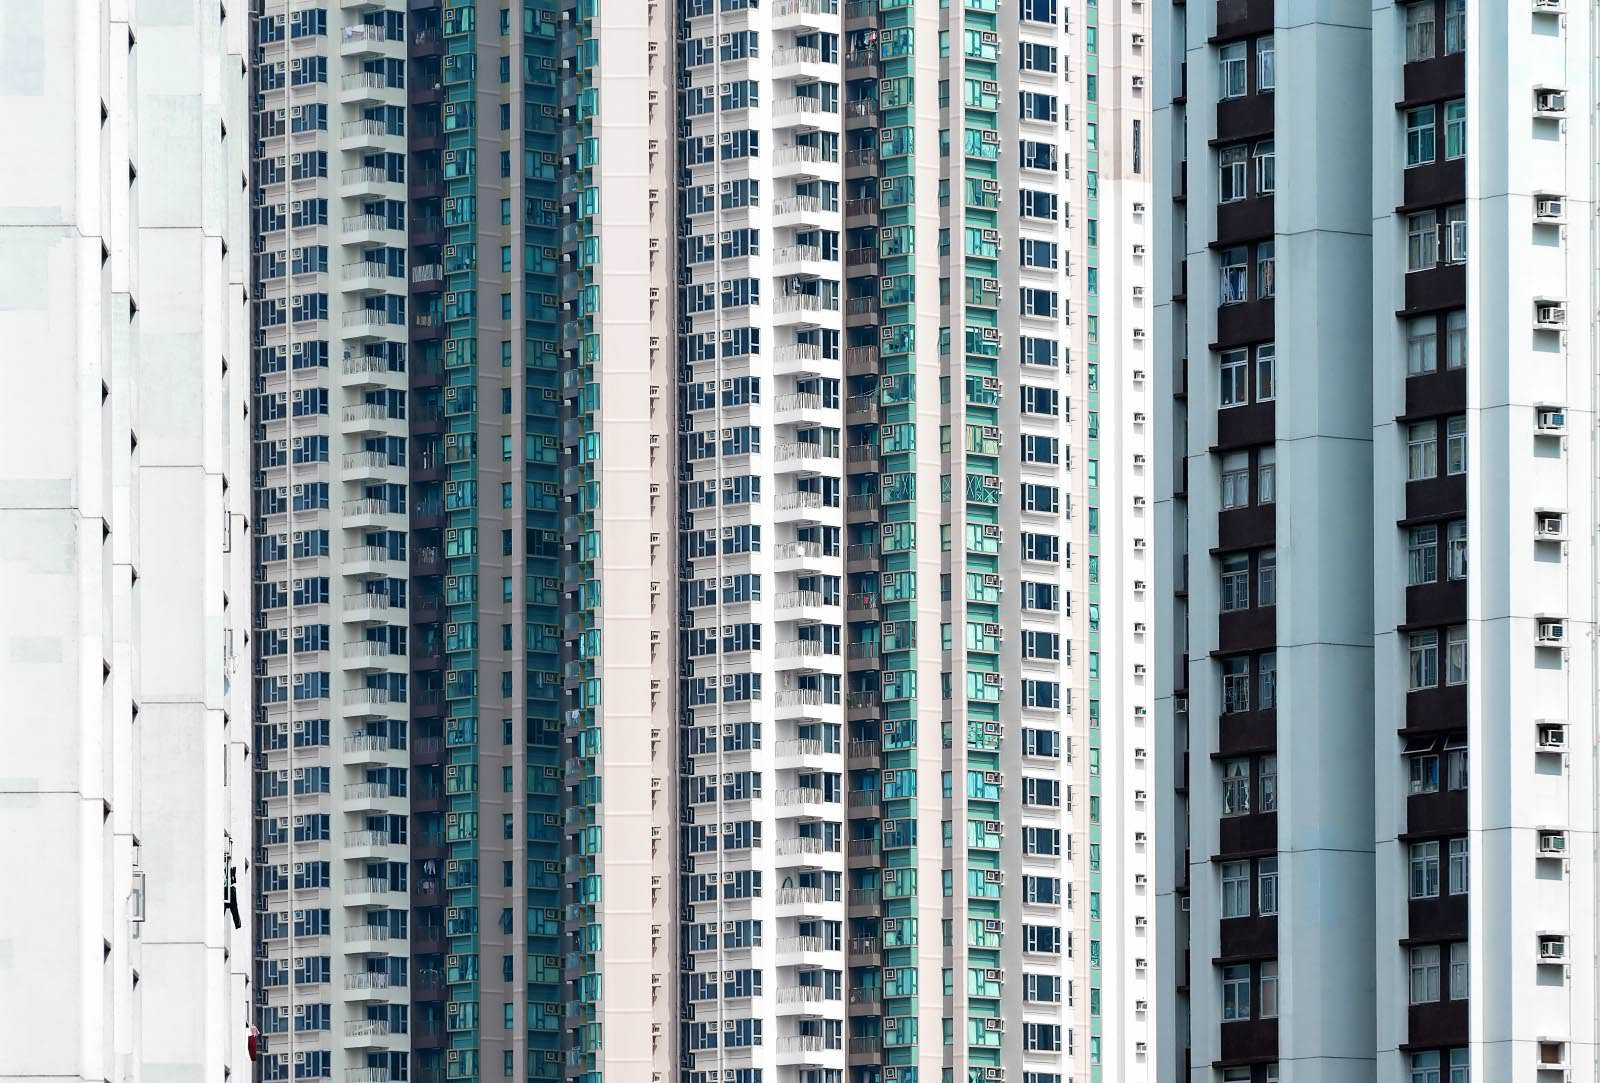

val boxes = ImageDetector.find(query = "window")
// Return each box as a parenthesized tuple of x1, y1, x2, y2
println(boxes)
(1020, 42, 1058, 73)
(1407, 422, 1438, 481)
(1021, 0, 1057, 22)
(1449, 942, 1468, 1000)
(1221, 861, 1252, 918)
(1258, 652, 1277, 709)
(1406, 106, 1437, 167)
(1221, 453, 1250, 510)
(1220, 246, 1249, 305)
(1407, 212, 1438, 271)
(1221, 965, 1252, 1021)
(1410, 1052, 1441, 1083)
(1406, 316, 1438, 375)
(1443, 0, 1464, 55)
(1444, 625, 1467, 686)
(1409, 840, 1441, 899)
(1219, 42, 1248, 99)
(1256, 344, 1276, 402)
(1257, 36, 1276, 91)
(1447, 1050, 1468, 1083)
(1258, 754, 1277, 812)
(1443, 308, 1467, 369)
(1220, 554, 1250, 612)
(1445, 415, 1466, 475)
(1257, 550, 1277, 607)
(1445, 742, 1468, 790)
(1405, 2, 1436, 62)
(1219, 144, 1249, 202)
(1220, 349, 1249, 407)
(1408, 525, 1438, 585)
(1257, 240, 1276, 298)
(1443, 99, 1466, 159)
(1254, 140, 1275, 193)
(1447, 837, 1468, 894)
(1222, 759, 1251, 816)
(1258, 448, 1276, 504)
(1409, 945, 1441, 1004)
(1259, 961, 1279, 1018)
(1258, 856, 1279, 915)
(1409, 752, 1441, 795)
(1409, 630, 1440, 691)
(1446, 520, 1467, 580)
(1442, 204, 1466, 263)
(1222, 657, 1251, 714)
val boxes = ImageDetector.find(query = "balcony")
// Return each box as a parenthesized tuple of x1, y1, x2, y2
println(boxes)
(341, 545, 396, 580)
(343, 1019, 393, 1047)
(339, 117, 399, 154)
(342, 876, 396, 907)
(342, 732, 398, 764)
(772, 0, 839, 28)
(775, 441, 841, 475)
(775, 589, 834, 623)
(340, 213, 395, 248)
(342, 971, 395, 1001)
(774, 736, 831, 768)
(340, 495, 401, 529)
(340, 641, 393, 676)
(775, 489, 830, 525)
(341, 308, 403, 343)
(340, 402, 403, 438)
(775, 986, 836, 1016)
(343, 780, 395, 809)
(846, 739, 880, 769)
(771, 46, 826, 81)
(776, 1034, 843, 1066)
(774, 291, 841, 327)
(774, 540, 828, 573)
(341, 353, 401, 389)
(773, 195, 825, 229)
(774, 143, 838, 180)
(339, 23, 402, 58)
(338, 261, 398, 296)
(339, 71, 396, 106)
(774, 835, 839, 869)
(343, 924, 398, 953)
(774, 786, 839, 818)
(844, 393, 878, 424)
(775, 934, 834, 964)
(774, 391, 829, 425)
(339, 164, 396, 199)
(341, 591, 399, 625)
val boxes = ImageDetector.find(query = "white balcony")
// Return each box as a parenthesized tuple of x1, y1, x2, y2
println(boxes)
(774, 886, 829, 918)
(342, 733, 398, 765)
(341, 876, 394, 907)
(775, 441, 840, 477)
(340, 402, 403, 438)
(342, 971, 394, 1001)
(342, 924, 396, 953)
(339, 117, 398, 153)
(343, 1018, 393, 1047)
(343, 781, 396, 812)
(341, 590, 398, 625)
(775, 638, 833, 674)
(342, 829, 400, 862)
(339, 261, 397, 296)
(773, 588, 835, 624)
(340, 308, 403, 342)
(774, 736, 832, 769)
(771, 46, 826, 81)
(774, 540, 828, 573)
(339, 23, 402, 59)
(773, 785, 839, 819)
(772, 195, 826, 231)
(775, 985, 839, 1017)
(773, 290, 841, 328)
(342, 544, 395, 580)
(342, 687, 391, 719)
(340, 213, 395, 248)
(774, 1033, 843, 1068)
(341, 449, 397, 483)
(339, 71, 395, 106)
(340, 495, 401, 529)
(773, 143, 839, 180)
(773, 342, 828, 376)
(339, 164, 396, 199)
(341, 639, 393, 674)
(772, 0, 840, 28)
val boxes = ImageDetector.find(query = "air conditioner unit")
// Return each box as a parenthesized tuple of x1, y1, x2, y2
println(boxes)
(1180, 896, 1191, 912)
(984, 1018, 1005, 1032)
(1134, 831, 1148, 844)
(1537, 619, 1567, 644)
(1135, 873, 1148, 885)
(1132, 244, 1147, 256)
(1134, 789, 1148, 802)
(1132, 33, 1146, 47)
(1135, 999, 1149, 1012)
(1532, 0, 1564, 10)
(1537, 407, 1567, 432)
(1537, 513, 1566, 539)
(1535, 196, 1565, 219)
(1538, 830, 1569, 856)
(1132, 285, 1146, 298)
(1132, 327, 1147, 340)
(1536, 88, 1568, 114)
(1133, 537, 1147, 550)
(1537, 722, 1569, 751)
(1132, 201, 1146, 214)
(984, 968, 1003, 981)
(1536, 301, 1568, 327)
(1539, 934, 1569, 962)
(1131, 75, 1146, 90)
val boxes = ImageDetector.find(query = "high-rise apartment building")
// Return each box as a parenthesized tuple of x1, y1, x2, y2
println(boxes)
(250, 2, 1152, 1082)
(1154, 2, 1597, 1080)
(0, 1, 254, 1079)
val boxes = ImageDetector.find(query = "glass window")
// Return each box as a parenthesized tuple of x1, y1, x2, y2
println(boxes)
(1221, 554, 1251, 611)
(1448, 1049, 1468, 1083)
(1222, 759, 1251, 816)
(1220, 348, 1250, 406)
(1257, 240, 1276, 298)
(1410, 840, 1441, 899)
(1220, 246, 1249, 304)
(1256, 343, 1276, 402)
(1408, 422, 1439, 481)
(1449, 943, 1468, 1000)
(1446, 744, 1468, 790)
(1445, 415, 1467, 475)
(1409, 945, 1441, 1004)
(1405, 2, 1436, 62)
(1408, 212, 1438, 271)
(1258, 754, 1277, 812)
(1446, 520, 1468, 580)
(1258, 550, 1277, 607)
(1443, 0, 1465, 55)
(1221, 452, 1250, 509)
(1444, 100, 1466, 159)
(1445, 309, 1467, 369)
(1258, 856, 1279, 915)
(1409, 630, 1440, 690)
(1221, 861, 1252, 918)
(1411, 1051, 1442, 1083)
(1221, 964, 1252, 1020)
(1222, 657, 1251, 714)
(1257, 36, 1276, 91)
(1408, 525, 1439, 585)
(1406, 106, 1437, 166)
(1220, 42, 1248, 99)
(1258, 652, 1277, 710)
(1448, 837, 1468, 894)
(1407, 316, 1438, 375)
(1409, 752, 1440, 795)
(1445, 625, 1468, 686)
(1219, 144, 1250, 202)
(1259, 961, 1279, 1018)
(1443, 205, 1467, 263)
(1255, 140, 1275, 193)
(1258, 448, 1276, 504)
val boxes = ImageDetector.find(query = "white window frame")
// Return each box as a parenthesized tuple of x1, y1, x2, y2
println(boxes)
(1409, 630, 1440, 691)
(1221, 861, 1252, 918)
(1220, 348, 1250, 407)
(1407, 421, 1438, 481)
(1408, 525, 1439, 585)
(1406, 315, 1438, 375)
(1409, 944, 1441, 1004)
(1219, 144, 1250, 203)
(1219, 41, 1248, 100)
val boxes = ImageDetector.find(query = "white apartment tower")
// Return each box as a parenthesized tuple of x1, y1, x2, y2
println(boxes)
(0, 2, 254, 1081)
(1154, 1, 1600, 1080)
(672, 0, 1153, 1080)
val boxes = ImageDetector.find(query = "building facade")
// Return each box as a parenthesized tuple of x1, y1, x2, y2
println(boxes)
(250, 1, 1151, 1082)
(0, 1, 255, 1081)
(1154, 1, 1598, 1080)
